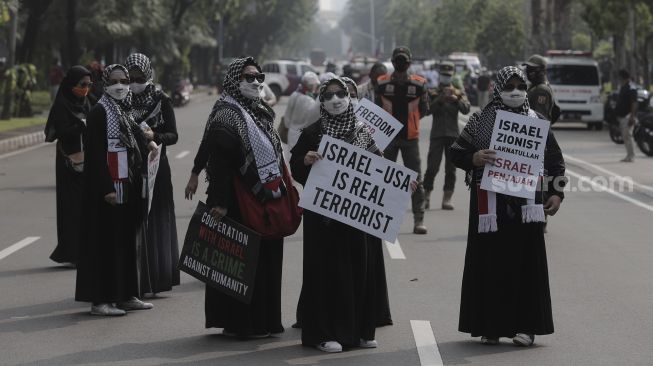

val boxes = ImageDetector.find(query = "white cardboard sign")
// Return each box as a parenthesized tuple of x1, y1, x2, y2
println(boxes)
(147, 143, 162, 213)
(353, 98, 403, 150)
(480, 110, 549, 199)
(299, 136, 416, 242)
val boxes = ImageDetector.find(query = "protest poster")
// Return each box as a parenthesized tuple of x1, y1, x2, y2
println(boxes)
(480, 110, 550, 199)
(179, 201, 261, 304)
(354, 98, 403, 150)
(146, 143, 162, 214)
(299, 135, 416, 242)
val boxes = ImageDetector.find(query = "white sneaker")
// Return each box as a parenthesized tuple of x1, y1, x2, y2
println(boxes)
(117, 297, 153, 311)
(90, 303, 126, 316)
(359, 339, 378, 348)
(317, 341, 343, 353)
(513, 333, 534, 347)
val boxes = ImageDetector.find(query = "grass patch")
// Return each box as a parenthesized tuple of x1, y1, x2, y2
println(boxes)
(0, 116, 47, 133)
(31, 90, 52, 114)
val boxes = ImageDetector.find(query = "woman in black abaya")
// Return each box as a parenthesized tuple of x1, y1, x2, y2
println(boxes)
(202, 57, 285, 337)
(290, 77, 383, 353)
(44, 66, 95, 265)
(450, 66, 566, 346)
(125, 53, 180, 295)
(75, 64, 156, 316)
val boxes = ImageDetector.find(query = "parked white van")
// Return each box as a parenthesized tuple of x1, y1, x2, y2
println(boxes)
(545, 51, 604, 129)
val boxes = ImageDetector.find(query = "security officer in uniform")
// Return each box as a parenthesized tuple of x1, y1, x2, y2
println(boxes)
(523, 54, 559, 123)
(424, 61, 470, 211)
(376, 46, 430, 234)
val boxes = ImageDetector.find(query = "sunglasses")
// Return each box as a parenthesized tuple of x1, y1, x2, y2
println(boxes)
(242, 73, 265, 83)
(503, 83, 528, 92)
(321, 90, 348, 101)
(130, 77, 147, 84)
(77, 82, 93, 88)
(107, 79, 130, 86)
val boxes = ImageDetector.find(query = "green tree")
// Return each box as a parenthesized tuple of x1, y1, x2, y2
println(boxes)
(475, 1, 525, 69)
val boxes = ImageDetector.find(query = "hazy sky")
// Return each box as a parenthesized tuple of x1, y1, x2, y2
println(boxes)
(319, 0, 348, 12)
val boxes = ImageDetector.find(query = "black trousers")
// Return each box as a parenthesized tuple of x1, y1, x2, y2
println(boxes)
(424, 136, 457, 192)
(383, 137, 425, 220)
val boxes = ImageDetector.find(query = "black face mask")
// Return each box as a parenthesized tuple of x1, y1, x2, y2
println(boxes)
(393, 57, 409, 72)
(526, 68, 544, 84)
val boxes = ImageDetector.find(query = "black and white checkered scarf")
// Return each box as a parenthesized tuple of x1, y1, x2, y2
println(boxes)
(124, 53, 164, 126)
(454, 66, 533, 151)
(218, 57, 282, 186)
(100, 64, 137, 150)
(319, 77, 375, 150)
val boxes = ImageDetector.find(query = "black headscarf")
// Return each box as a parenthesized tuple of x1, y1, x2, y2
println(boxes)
(44, 65, 92, 142)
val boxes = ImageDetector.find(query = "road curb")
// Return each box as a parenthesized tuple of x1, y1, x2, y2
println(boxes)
(0, 131, 45, 155)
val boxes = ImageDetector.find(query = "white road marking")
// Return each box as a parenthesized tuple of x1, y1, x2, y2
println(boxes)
(411, 320, 444, 366)
(0, 237, 41, 261)
(567, 169, 653, 213)
(565, 154, 653, 195)
(384, 239, 406, 259)
(175, 150, 190, 159)
(0, 143, 48, 160)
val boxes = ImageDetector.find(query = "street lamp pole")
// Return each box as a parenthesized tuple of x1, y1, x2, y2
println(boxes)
(370, 0, 375, 56)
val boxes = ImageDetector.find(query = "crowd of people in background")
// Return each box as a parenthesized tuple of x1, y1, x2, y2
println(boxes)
(43, 44, 571, 353)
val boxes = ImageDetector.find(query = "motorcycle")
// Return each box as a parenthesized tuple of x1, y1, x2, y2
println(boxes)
(172, 78, 193, 107)
(634, 105, 653, 156)
(604, 87, 653, 156)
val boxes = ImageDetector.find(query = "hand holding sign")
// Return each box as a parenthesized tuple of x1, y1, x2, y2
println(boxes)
(304, 151, 323, 166)
(473, 149, 496, 167)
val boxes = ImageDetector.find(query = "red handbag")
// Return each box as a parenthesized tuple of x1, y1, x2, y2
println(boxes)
(233, 164, 303, 239)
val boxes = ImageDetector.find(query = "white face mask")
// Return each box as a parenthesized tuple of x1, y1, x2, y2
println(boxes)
(105, 84, 130, 100)
(323, 96, 350, 115)
(440, 75, 452, 85)
(129, 82, 149, 94)
(239, 80, 262, 100)
(500, 90, 527, 108)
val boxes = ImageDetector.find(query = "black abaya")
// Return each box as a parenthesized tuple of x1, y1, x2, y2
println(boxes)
(75, 106, 143, 303)
(450, 130, 566, 338)
(203, 108, 284, 336)
(290, 122, 381, 347)
(139, 95, 180, 294)
(45, 66, 93, 264)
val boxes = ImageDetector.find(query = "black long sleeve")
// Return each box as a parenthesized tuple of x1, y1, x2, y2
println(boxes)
(84, 106, 115, 197)
(544, 131, 566, 200)
(206, 126, 240, 209)
(289, 125, 320, 186)
(153, 97, 178, 146)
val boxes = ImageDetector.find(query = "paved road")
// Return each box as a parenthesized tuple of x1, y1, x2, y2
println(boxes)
(1, 95, 652, 366)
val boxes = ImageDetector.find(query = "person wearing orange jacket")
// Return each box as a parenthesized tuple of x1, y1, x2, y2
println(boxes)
(376, 46, 430, 234)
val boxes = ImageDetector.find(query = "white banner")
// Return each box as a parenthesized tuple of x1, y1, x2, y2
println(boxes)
(299, 135, 416, 242)
(147, 143, 162, 213)
(480, 110, 550, 199)
(353, 98, 403, 151)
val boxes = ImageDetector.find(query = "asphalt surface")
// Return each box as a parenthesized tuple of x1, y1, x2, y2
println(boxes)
(1, 94, 652, 366)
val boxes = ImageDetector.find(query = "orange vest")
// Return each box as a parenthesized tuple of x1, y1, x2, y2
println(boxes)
(376, 74, 427, 140)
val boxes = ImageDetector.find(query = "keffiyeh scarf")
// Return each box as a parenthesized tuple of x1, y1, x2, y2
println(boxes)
(124, 53, 164, 127)
(451, 66, 545, 233)
(318, 77, 375, 150)
(219, 57, 283, 197)
(100, 64, 138, 204)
